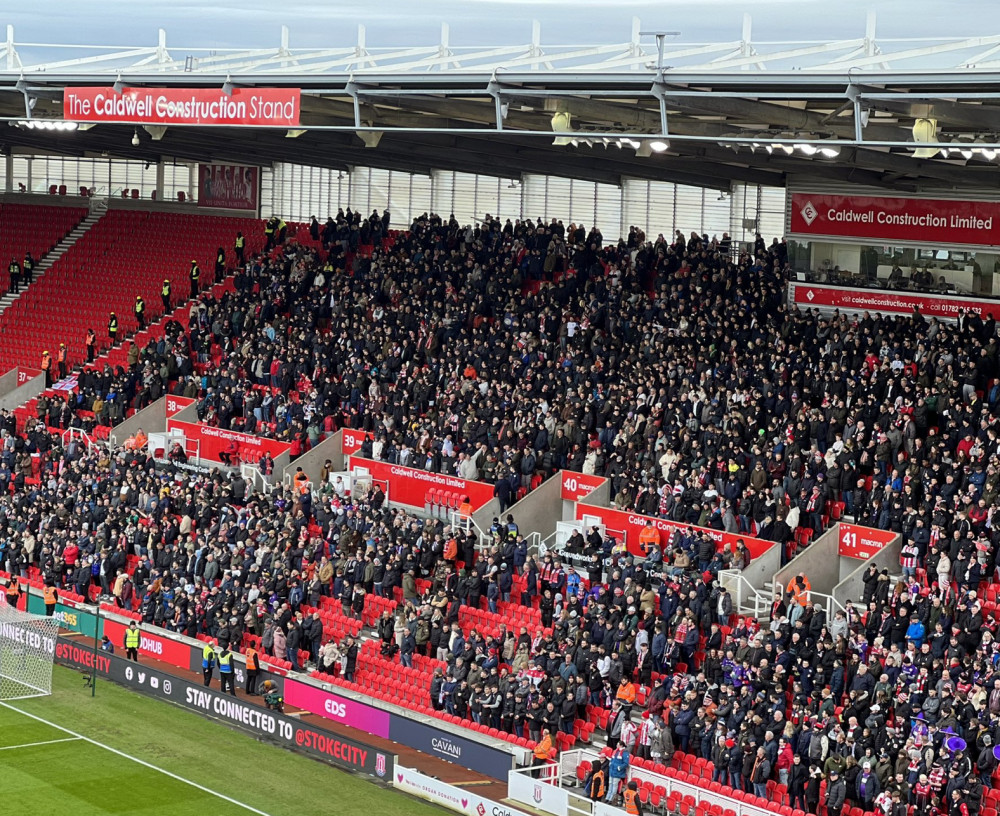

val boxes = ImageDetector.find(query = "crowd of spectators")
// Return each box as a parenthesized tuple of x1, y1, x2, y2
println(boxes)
(0, 207, 997, 816)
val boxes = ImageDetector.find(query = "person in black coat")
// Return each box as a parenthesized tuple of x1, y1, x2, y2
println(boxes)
(494, 476, 512, 513)
(789, 754, 810, 812)
(805, 766, 822, 815)
(286, 620, 302, 671)
(342, 636, 358, 682)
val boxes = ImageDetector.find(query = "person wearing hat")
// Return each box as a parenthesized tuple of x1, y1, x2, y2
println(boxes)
(585, 758, 607, 802)
(189, 259, 200, 297)
(40, 349, 52, 387)
(7, 256, 19, 294)
(857, 759, 880, 810)
(161, 278, 171, 312)
(53, 342, 68, 379)
(825, 767, 847, 816)
(133, 293, 145, 329)
(107, 311, 118, 345)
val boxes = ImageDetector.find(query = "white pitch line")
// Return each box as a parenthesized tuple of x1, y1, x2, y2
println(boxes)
(0, 702, 276, 816)
(0, 736, 81, 751)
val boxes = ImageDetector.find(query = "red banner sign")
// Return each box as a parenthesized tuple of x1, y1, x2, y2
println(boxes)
(166, 419, 291, 463)
(16, 367, 40, 386)
(347, 456, 495, 511)
(165, 396, 195, 418)
(64, 87, 301, 127)
(341, 429, 373, 457)
(198, 164, 259, 211)
(788, 281, 998, 320)
(560, 471, 606, 502)
(573, 504, 775, 561)
(103, 619, 192, 668)
(838, 523, 896, 560)
(789, 193, 1000, 247)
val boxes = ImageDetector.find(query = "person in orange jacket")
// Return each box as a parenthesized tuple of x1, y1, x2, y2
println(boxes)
(616, 676, 637, 716)
(623, 780, 643, 815)
(790, 573, 811, 607)
(638, 520, 659, 555)
(40, 350, 52, 387)
(532, 728, 555, 778)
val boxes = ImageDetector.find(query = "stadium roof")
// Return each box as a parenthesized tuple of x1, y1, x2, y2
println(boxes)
(2, 16, 1000, 192)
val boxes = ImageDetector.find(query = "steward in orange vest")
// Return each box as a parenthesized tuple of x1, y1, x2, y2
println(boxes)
(623, 781, 642, 815)
(245, 646, 260, 695)
(43, 583, 58, 616)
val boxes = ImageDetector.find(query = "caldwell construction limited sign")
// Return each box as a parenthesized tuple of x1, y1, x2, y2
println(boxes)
(789, 193, 1000, 247)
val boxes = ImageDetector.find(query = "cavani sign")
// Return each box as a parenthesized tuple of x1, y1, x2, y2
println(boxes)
(64, 87, 300, 127)
(789, 193, 1000, 247)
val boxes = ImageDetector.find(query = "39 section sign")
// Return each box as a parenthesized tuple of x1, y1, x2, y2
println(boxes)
(838, 523, 896, 560)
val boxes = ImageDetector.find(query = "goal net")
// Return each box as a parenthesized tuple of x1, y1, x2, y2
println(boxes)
(0, 602, 58, 700)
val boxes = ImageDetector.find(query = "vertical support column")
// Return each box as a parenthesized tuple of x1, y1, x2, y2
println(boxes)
(279, 25, 290, 69)
(530, 20, 542, 71)
(864, 10, 877, 57)
(155, 159, 165, 203)
(629, 17, 642, 69)
(5, 25, 14, 71)
(188, 163, 196, 204)
(740, 14, 753, 70)
(438, 23, 450, 71)
(4, 151, 13, 193)
(157, 29, 170, 68)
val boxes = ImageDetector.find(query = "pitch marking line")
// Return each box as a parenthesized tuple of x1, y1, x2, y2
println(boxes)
(0, 702, 277, 816)
(0, 736, 81, 751)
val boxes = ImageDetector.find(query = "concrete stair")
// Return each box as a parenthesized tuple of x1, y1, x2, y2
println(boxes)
(0, 199, 107, 318)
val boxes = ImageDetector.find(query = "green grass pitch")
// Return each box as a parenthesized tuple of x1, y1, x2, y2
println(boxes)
(1, 665, 447, 816)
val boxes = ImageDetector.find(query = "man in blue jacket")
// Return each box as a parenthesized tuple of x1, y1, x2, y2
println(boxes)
(605, 745, 630, 803)
(905, 615, 926, 648)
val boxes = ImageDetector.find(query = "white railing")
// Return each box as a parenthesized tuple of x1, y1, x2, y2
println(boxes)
(451, 509, 510, 552)
(241, 462, 278, 494)
(771, 578, 849, 622)
(63, 426, 100, 452)
(719, 569, 771, 620)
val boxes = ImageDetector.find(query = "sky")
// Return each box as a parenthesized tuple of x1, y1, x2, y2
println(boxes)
(7, 1, 999, 65)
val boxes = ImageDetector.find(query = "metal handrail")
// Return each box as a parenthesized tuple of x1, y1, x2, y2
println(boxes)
(719, 568, 771, 620)
(772, 577, 848, 621)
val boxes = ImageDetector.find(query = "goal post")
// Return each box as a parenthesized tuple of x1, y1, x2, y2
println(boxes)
(0, 602, 59, 700)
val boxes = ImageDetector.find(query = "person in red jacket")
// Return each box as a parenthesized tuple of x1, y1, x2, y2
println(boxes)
(219, 439, 239, 466)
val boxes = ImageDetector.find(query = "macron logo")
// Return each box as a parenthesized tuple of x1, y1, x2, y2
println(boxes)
(800, 200, 818, 226)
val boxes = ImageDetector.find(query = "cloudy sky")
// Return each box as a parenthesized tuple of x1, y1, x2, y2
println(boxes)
(7, 0, 997, 63)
